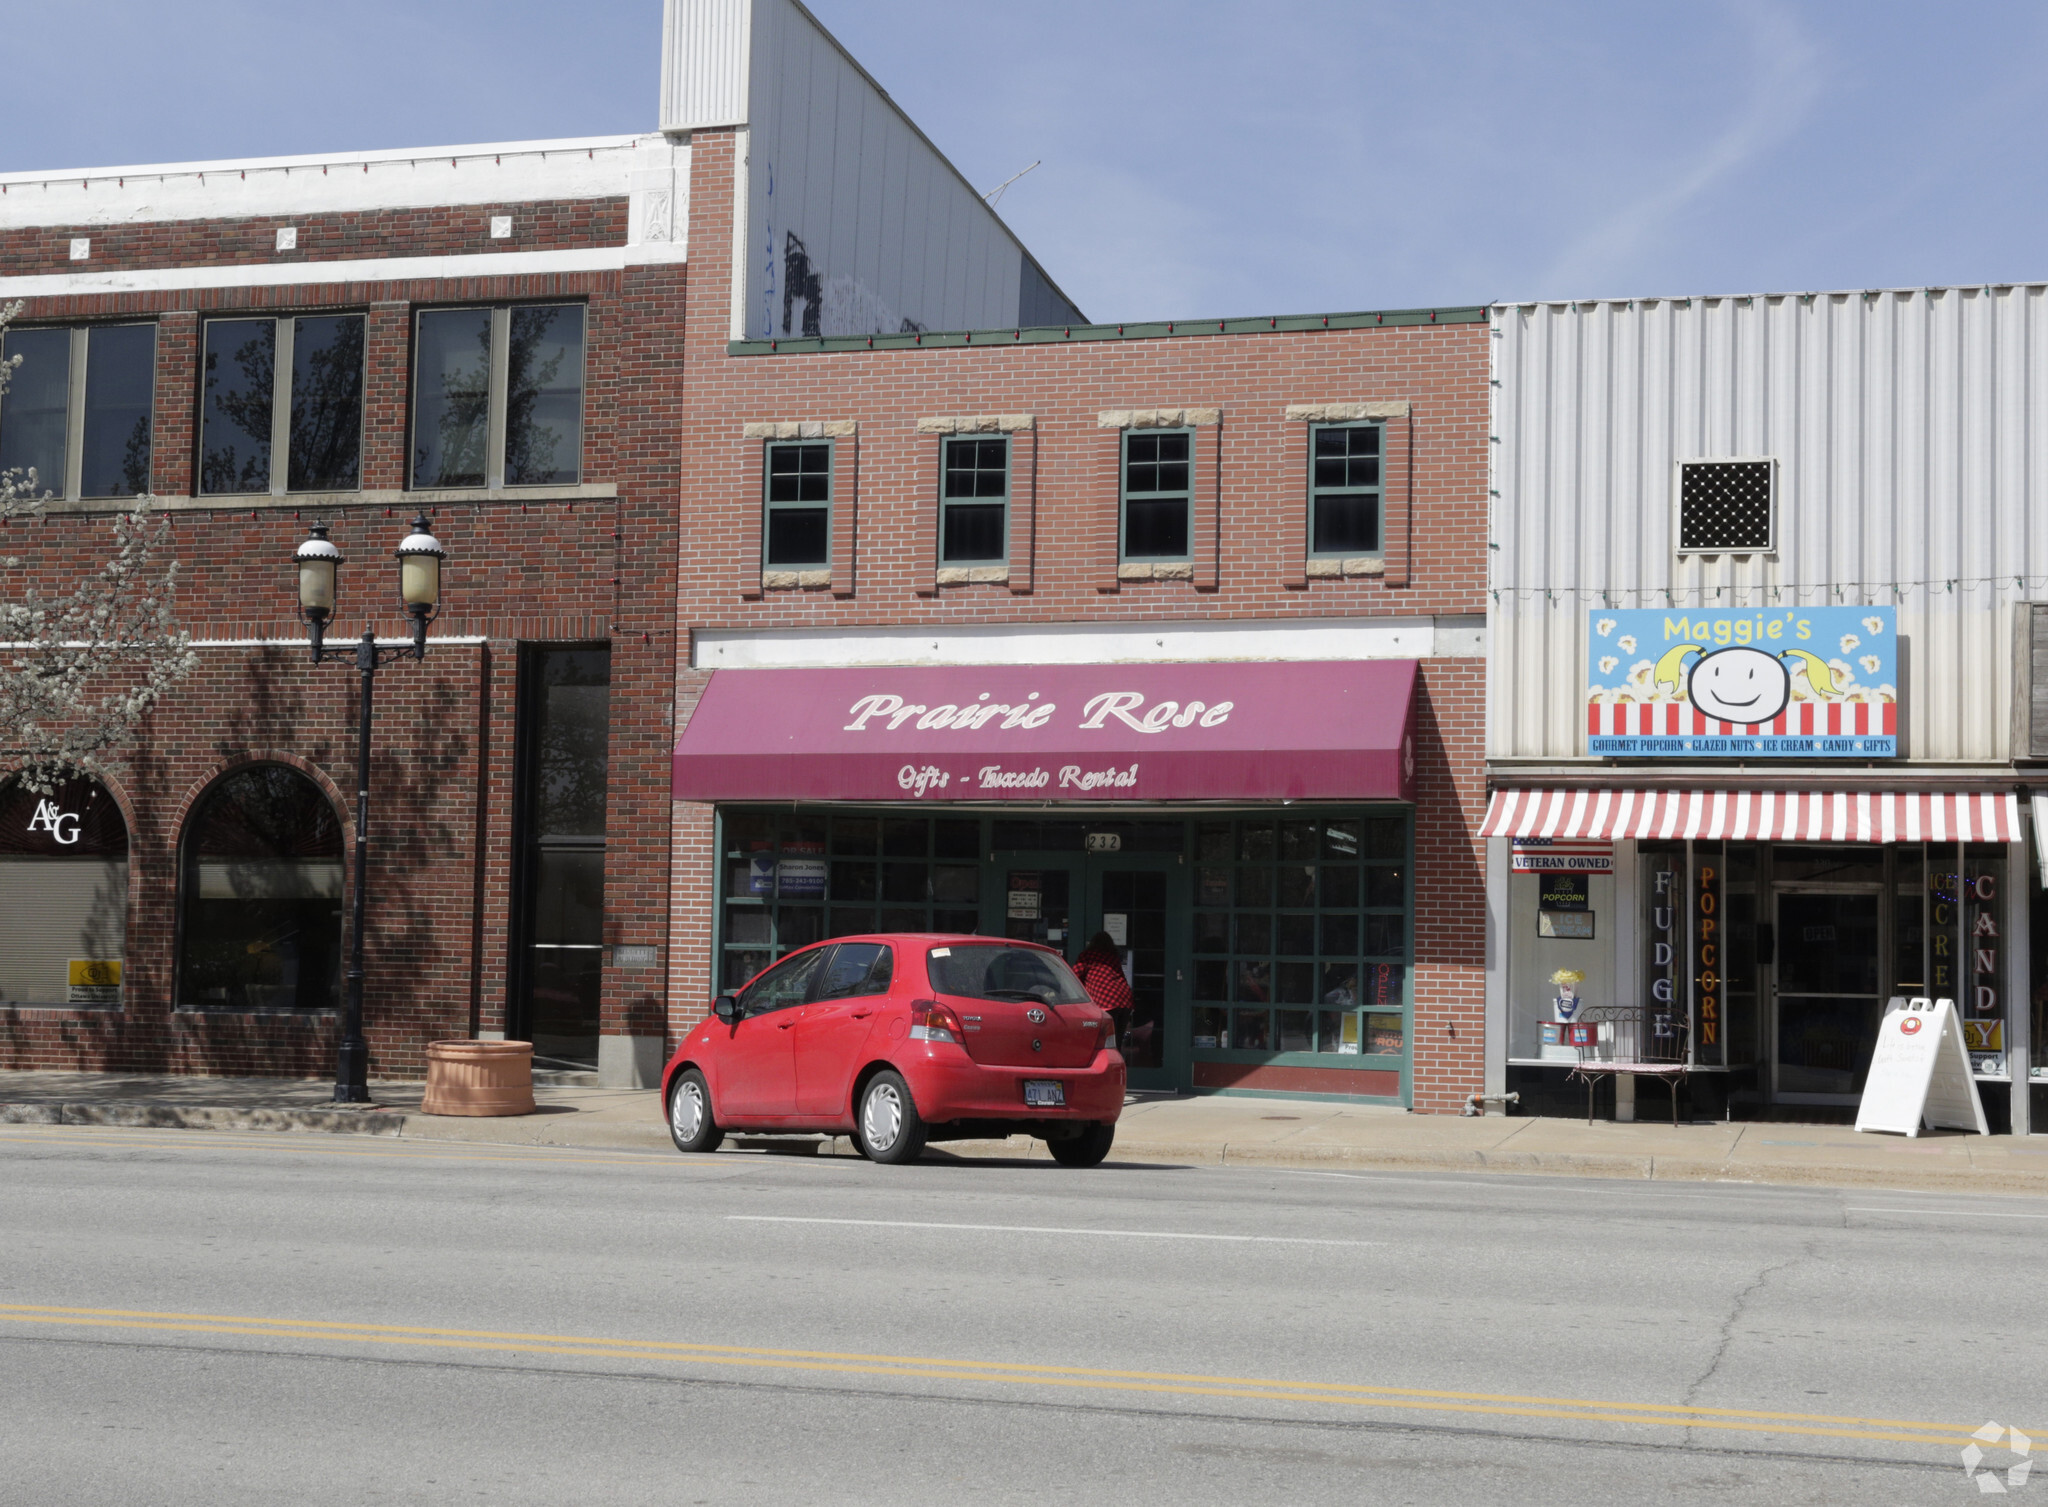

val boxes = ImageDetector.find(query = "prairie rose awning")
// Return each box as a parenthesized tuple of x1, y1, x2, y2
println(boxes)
(1479, 788, 2023, 844)
(672, 661, 1420, 803)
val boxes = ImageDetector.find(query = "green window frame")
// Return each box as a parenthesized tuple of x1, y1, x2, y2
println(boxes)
(1189, 814, 1409, 1062)
(1119, 427, 1193, 563)
(764, 439, 833, 567)
(717, 811, 983, 992)
(1309, 422, 1383, 558)
(940, 434, 1009, 565)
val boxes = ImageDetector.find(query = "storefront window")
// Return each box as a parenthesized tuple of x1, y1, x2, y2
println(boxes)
(721, 812, 982, 991)
(0, 776, 128, 1006)
(177, 765, 343, 1011)
(1189, 815, 1407, 1059)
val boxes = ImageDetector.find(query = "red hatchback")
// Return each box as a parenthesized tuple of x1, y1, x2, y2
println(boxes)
(660, 935, 1126, 1166)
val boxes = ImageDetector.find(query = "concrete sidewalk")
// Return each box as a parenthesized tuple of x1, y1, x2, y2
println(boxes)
(6, 1068, 2048, 1194)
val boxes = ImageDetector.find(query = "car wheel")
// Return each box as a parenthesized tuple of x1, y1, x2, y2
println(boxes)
(1048, 1121, 1115, 1168)
(667, 1069, 724, 1155)
(855, 1070, 927, 1164)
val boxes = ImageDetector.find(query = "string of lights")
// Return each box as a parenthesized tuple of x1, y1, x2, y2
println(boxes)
(1488, 573, 2048, 606)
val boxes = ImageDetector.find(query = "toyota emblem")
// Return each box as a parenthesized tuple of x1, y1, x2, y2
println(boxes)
(1026, 1008, 1048, 1024)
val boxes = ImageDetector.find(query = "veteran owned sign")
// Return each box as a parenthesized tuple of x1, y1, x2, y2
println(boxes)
(1585, 607, 1897, 758)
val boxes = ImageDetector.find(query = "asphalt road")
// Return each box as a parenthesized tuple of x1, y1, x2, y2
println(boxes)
(2, 1124, 2041, 1505)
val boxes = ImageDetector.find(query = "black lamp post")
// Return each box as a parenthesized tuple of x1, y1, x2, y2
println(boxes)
(294, 514, 448, 1104)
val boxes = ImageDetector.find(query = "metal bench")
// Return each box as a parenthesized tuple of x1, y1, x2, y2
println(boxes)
(1562, 1004, 1691, 1125)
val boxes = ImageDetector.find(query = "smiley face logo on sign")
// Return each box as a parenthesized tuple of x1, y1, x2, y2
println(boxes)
(1685, 646, 1792, 724)
(1900, 1016, 1923, 1035)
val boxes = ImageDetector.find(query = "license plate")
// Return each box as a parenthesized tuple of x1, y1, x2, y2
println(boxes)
(1023, 1080, 1065, 1108)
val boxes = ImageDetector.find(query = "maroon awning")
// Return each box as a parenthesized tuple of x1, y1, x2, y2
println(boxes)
(672, 660, 1419, 803)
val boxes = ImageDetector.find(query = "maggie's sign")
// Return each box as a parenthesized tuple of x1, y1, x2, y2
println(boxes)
(674, 660, 1421, 804)
(1585, 606, 1897, 759)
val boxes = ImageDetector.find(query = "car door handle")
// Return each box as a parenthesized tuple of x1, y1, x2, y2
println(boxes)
(777, 1019, 797, 1030)
(851, 1009, 873, 1019)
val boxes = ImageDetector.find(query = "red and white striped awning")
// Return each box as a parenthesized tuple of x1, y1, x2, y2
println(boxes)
(1480, 789, 2023, 844)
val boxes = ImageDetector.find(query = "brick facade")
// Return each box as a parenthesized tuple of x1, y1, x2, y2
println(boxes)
(0, 197, 681, 1081)
(665, 130, 1490, 1109)
(1, 122, 1493, 1110)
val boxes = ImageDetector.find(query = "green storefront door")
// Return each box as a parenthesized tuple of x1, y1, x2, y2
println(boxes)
(988, 849, 1187, 1092)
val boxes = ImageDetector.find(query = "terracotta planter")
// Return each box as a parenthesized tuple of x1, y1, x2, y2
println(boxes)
(420, 1039, 536, 1117)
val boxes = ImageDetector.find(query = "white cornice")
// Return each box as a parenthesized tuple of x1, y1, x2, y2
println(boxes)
(0, 244, 686, 299)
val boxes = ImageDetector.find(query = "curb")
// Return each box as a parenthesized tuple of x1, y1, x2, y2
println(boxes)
(11, 1103, 2048, 1196)
(0, 1103, 408, 1136)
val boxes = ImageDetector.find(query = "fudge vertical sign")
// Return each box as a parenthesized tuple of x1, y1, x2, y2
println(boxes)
(1585, 607, 1897, 758)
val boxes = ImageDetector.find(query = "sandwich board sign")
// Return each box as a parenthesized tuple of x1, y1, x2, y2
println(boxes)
(1854, 997, 1989, 1137)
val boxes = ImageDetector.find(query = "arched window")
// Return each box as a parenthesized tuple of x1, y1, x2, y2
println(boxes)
(0, 776, 128, 1006)
(178, 765, 344, 1011)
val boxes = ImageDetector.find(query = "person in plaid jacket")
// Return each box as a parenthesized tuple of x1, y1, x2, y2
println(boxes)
(1072, 931, 1133, 1047)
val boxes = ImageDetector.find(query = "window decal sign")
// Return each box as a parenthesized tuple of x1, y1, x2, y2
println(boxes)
(1585, 607, 1897, 758)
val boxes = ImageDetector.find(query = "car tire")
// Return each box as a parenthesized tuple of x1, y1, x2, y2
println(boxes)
(666, 1069, 724, 1155)
(1048, 1121, 1115, 1168)
(855, 1070, 927, 1164)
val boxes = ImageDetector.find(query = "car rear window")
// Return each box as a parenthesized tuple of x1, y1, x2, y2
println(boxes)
(926, 944, 1091, 1006)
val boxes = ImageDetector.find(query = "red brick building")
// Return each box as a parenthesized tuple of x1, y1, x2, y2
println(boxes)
(0, 0, 1489, 1108)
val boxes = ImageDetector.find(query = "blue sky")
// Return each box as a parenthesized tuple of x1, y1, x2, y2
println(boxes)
(8, 2, 2048, 321)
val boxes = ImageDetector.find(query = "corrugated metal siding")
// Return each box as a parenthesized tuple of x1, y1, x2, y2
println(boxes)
(661, 0, 752, 132)
(737, 0, 1028, 338)
(1490, 287, 2048, 764)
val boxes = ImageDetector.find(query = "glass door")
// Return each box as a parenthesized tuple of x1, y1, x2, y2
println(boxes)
(1771, 888, 1884, 1100)
(510, 645, 610, 1070)
(1088, 856, 1185, 1091)
(985, 849, 1186, 1092)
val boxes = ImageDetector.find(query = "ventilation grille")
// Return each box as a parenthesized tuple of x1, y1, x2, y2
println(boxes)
(1679, 460, 1773, 551)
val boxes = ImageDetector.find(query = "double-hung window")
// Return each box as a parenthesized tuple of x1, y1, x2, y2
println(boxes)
(1310, 423, 1382, 557)
(1120, 429, 1191, 562)
(941, 435, 1008, 563)
(412, 304, 585, 489)
(201, 314, 365, 495)
(0, 323, 156, 500)
(764, 440, 832, 566)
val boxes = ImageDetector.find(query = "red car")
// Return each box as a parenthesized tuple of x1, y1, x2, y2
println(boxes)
(660, 935, 1126, 1166)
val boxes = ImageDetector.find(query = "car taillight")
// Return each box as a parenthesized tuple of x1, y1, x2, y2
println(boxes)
(909, 999, 965, 1043)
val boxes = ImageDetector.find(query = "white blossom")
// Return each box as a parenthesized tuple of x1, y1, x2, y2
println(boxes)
(0, 302, 196, 791)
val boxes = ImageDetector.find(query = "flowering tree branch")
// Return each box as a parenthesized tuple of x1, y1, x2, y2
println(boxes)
(0, 300, 196, 791)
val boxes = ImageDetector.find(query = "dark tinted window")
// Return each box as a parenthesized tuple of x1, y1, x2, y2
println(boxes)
(289, 315, 364, 491)
(505, 305, 583, 486)
(927, 943, 1089, 1006)
(765, 441, 831, 566)
(814, 942, 893, 1001)
(739, 947, 828, 1014)
(412, 309, 490, 488)
(1122, 429, 1192, 560)
(177, 765, 343, 1011)
(201, 319, 275, 495)
(80, 324, 155, 498)
(0, 327, 71, 495)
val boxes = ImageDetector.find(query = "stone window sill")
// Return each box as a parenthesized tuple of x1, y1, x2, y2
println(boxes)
(762, 569, 833, 590)
(1118, 561, 1195, 581)
(937, 565, 1010, 585)
(1307, 556, 1387, 578)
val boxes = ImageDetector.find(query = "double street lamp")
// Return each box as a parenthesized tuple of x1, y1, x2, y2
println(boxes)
(292, 514, 448, 1103)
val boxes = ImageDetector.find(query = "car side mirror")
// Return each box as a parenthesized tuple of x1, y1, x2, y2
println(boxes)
(713, 995, 739, 1022)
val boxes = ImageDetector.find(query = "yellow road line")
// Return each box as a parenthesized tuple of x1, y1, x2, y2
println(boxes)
(0, 1303, 1994, 1447)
